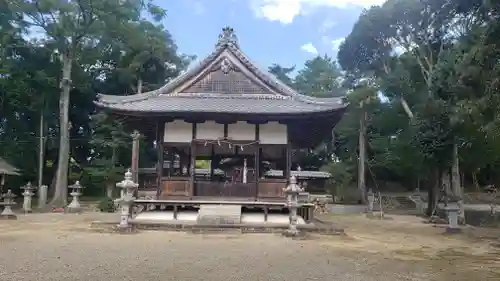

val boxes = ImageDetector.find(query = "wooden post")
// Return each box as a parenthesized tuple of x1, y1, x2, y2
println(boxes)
(255, 124, 260, 200)
(285, 144, 292, 181)
(285, 124, 292, 181)
(254, 145, 260, 200)
(131, 130, 140, 184)
(189, 141, 196, 198)
(156, 121, 164, 199)
(358, 101, 367, 204)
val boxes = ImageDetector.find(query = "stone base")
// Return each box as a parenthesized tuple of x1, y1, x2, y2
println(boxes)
(445, 227, 462, 234)
(113, 224, 136, 234)
(91, 220, 345, 236)
(65, 207, 82, 214)
(282, 229, 306, 238)
(197, 205, 242, 225)
(0, 214, 17, 220)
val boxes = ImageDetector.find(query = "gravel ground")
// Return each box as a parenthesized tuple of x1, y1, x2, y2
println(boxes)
(0, 213, 498, 281)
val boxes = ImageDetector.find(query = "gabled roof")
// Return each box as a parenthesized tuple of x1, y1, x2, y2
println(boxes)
(96, 27, 344, 116)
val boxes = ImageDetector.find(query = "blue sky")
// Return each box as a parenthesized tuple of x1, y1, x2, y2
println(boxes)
(158, 0, 386, 70)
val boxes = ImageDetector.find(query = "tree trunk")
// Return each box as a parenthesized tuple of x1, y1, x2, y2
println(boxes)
(137, 78, 143, 94)
(358, 104, 367, 204)
(399, 97, 414, 119)
(427, 169, 440, 216)
(472, 171, 480, 191)
(49, 51, 73, 207)
(451, 142, 466, 224)
(106, 146, 118, 198)
(37, 108, 45, 188)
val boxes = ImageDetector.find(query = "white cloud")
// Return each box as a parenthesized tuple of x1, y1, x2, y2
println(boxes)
(251, 0, 386, 24)
(331, 37, 345, 53)
(320, 18, 337, 32)
(300, 43, 318, 54)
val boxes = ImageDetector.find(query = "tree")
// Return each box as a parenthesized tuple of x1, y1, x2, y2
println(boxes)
(84, 112, 128, 197)
(294, 55, 344, 97)
(268, 64, 295, 87)
(8, 0, 167, 206)
(337, 0, 487, 219)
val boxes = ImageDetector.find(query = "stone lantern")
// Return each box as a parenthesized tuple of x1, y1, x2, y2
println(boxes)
(67, 181, 84, 212)
(115, 169, 138, 230)
(366, 188, 375, 214)
(283, 176, 303, 236)
(0, 189, 17, 219)
(21, 182, 36, 213)
(445, 203, 461, 233)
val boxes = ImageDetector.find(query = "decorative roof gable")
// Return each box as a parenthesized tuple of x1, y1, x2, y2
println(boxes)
(95, 27, 345, 116)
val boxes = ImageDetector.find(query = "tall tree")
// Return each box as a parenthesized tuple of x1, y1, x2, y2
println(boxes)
(268, 64, 295, 87)
(294, 55, 344, 97)
(8, 0, 167, 206)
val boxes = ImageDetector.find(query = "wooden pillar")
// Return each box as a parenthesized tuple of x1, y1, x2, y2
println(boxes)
(285, 144, 292, 180)
(189, 141, 196, 198)
(254, 145, 260, 200)
(254, 124, 260, 200)
(131, 130, 140, 183)
(284, 123, 292, 181)
(156, 121, 164, 199)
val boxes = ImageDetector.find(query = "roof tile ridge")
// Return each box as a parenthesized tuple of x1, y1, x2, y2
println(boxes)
(167, 93, 293, 100)
(228, 45, 303, 98)
(155, 46, 225, 95)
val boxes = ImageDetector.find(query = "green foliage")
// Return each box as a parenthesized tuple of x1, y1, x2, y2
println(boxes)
(97, 197, 116, 213)
(0, 1, 192, 194)
(322, 161, 353, 197)
(84, 112, 128, 191)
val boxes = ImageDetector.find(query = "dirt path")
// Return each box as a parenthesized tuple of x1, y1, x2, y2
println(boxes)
(0, 213, 498, 280)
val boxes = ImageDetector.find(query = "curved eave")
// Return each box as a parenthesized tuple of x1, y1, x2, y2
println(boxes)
(94, 100, 346, 120)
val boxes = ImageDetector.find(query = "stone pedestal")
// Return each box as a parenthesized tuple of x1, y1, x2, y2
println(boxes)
(445, 203, 461, 234)
(409, 194, 425, 214)
(115, 170, 138, 232)
(197, 205, 242, 225)
(22, 182, 36, 213)
(366, 189, 375, 215)
(0, 190, 17, 220)
(38, 185, 48, 209)
(283, 176, 304, 237)
(67, 181, 83, 213)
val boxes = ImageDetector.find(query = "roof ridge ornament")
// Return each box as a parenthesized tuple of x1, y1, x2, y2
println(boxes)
(220, 57, 233, 75)
(216, 26, 238, 48)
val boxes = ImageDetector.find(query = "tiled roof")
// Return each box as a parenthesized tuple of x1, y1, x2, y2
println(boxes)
(0, 158, 20, 175)
(96, 27, 345, 115)
(97, 93, 343, 114)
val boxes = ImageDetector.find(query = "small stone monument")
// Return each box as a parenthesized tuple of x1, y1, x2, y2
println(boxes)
(283, 176, 303, 237)
(21, 182, 36, 213)
(67, 181, 84, 213)
(366, 188, 375, 216)
(38, 185, 48, 209)
(445, 203, 461, 234)
(0, 189, 17, 220)
(409, 194, 425, 214)
(115, 169, 138, 232)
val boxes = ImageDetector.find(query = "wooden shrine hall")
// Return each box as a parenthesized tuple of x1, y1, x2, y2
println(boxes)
(95, 27, 345, 216)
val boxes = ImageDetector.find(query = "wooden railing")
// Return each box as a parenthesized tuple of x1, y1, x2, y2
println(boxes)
(194, 181, 257, 197)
